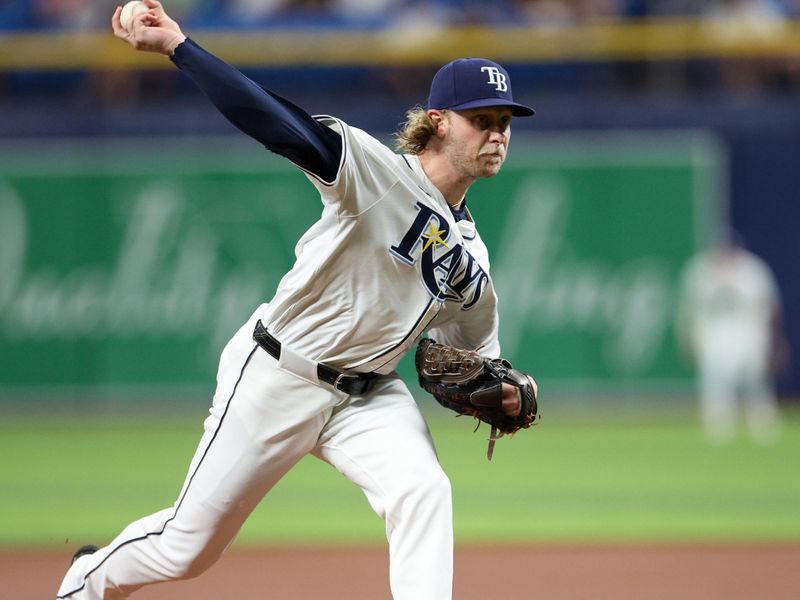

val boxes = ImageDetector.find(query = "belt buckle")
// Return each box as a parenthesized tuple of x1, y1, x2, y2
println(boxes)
(333, 372, 375, 395)
(333, 372, 350, 393)
(334, 372, 372, 395)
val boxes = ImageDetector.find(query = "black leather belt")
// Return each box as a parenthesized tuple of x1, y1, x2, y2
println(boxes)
(253, 320, 378, 395)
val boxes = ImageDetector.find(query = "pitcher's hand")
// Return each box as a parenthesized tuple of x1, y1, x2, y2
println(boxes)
(112, 0, 186, 56)
(501, 375, 537, 417)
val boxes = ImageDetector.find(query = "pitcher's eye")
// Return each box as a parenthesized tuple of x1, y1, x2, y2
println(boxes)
(474, 115, 489, 130)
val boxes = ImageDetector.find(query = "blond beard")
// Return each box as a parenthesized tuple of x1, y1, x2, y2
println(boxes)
(445, 142, 506, 179)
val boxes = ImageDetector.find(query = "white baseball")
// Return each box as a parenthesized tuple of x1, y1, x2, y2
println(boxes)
(120, 1, 148, 33)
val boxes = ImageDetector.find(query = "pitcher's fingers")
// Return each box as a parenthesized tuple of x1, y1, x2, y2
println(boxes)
(111, 6, 127, 37)
(526, 375, 538, 400)
(502, 394, 522, 417)
(130, 10, 153, 33)
(143, 0, 165, 16)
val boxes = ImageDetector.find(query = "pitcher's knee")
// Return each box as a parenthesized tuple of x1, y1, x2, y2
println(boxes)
(428, 469, 452, 502)
(162, 552, 217, 581)
(405, 467, 452, 512)
(181, 555, 218, 580)
(158, 540, 224, 581)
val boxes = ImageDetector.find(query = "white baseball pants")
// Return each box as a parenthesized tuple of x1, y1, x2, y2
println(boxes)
(57, 310, 453, 599)
(698, 346, 780, 444)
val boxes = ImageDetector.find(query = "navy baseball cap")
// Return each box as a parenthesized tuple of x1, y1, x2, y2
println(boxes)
(427, 58, 535, 117)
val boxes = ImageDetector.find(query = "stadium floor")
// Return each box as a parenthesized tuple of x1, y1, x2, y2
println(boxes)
(9, 543, 800, 599)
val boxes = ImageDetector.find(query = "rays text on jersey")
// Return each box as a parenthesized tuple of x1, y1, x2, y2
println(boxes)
(390, 202, 489, 310)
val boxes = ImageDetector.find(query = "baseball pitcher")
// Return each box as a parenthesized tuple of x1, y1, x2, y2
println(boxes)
(57, 2, 539, 598)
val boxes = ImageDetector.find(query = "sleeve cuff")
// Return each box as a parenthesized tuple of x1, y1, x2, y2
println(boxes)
(169, 37, 197, 69)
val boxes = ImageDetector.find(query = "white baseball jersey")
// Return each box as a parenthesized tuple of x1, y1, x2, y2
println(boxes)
(259, 116, 501, 374)
(680, 247, 779, 369)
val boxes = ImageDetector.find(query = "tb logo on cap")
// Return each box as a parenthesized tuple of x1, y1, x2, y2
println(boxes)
(481, 66, 508, 92)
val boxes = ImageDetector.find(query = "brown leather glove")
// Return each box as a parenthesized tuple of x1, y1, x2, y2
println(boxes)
(415, 338, 539, 459)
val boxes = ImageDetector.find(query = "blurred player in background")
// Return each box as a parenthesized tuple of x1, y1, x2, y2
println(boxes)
(56, 1, 535, 598)
(676, 229, 788, 444)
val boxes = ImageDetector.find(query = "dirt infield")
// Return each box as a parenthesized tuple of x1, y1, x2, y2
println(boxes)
(8, 544, 799, 599)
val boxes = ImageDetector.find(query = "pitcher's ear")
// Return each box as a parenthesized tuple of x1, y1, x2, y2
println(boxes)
(428, 109, 447, 136)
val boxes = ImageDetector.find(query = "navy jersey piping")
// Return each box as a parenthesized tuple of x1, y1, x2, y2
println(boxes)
(56, 345, 259, 599)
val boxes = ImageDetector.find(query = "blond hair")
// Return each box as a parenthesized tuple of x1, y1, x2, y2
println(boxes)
(394, 106, 442, 154)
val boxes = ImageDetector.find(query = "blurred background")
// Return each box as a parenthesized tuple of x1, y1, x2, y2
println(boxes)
(1, 3, 800, 597)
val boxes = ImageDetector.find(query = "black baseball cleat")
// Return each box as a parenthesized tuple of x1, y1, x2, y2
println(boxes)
(71, 544, 99, 565)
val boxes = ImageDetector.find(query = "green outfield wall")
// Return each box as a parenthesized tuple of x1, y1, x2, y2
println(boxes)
(0, 132, 724, 403)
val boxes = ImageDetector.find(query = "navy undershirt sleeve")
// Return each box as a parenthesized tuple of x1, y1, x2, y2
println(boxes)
(170, 38, 342, 182)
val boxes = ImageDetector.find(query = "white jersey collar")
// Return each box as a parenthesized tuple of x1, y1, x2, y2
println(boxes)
(402, 154, 454, 215)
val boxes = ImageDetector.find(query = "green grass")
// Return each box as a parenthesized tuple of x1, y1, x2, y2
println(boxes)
(1, 408, 799, 548)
